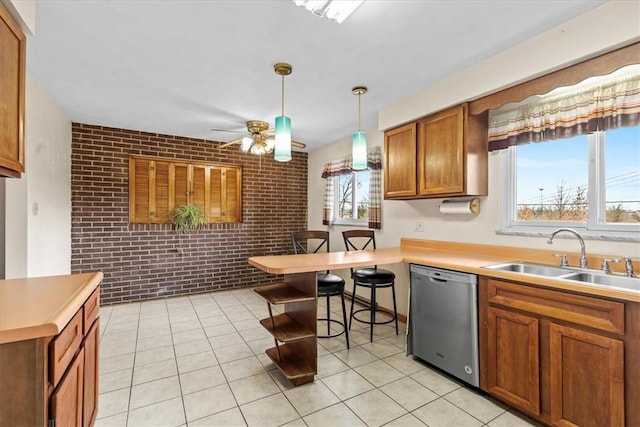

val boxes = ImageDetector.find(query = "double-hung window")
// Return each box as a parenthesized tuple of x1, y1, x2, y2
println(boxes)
(492, 66, 640, 240)
(334, 169, 371, 226)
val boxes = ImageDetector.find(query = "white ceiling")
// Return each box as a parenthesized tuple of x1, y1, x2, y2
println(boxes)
(26, 0, 606, 153)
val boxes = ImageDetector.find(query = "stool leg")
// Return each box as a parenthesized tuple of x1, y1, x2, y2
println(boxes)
(326, 294, 331, 336)
(348, 280, 357, 330)
(369, 284, 376, 342)
(340, 291, 350, 349)
(391, 282, 399, 335)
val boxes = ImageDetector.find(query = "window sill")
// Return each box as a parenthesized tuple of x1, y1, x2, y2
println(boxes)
(496, 227, 640, 243)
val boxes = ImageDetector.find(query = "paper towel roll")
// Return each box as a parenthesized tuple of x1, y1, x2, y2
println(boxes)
(439, 198, 480, 214)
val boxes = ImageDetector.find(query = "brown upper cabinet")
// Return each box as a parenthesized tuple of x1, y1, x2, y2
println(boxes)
(384, 104, 488, 199)
(0, 3, 26, 178)
(129, 156, 242, 224)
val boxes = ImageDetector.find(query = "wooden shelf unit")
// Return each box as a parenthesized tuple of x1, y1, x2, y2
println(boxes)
(254, 273, 317, 386)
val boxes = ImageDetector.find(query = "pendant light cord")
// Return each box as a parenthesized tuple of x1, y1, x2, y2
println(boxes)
(358, 92, 362, 131)
(281, 75, 285, 115)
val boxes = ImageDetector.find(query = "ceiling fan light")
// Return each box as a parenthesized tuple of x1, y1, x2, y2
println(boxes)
(352, 131, 367, 170)
(274, 115, 292, 162)
(241, 136, 253, 152)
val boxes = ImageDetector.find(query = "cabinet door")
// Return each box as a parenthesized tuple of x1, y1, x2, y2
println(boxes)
(418, 104, 465, 196)
(170, 162, 190, 209)
(0, 3, 26, 178)
(83, 320, 99, 427)
(549, 323, 624, 427)
(208, 166, 242, 222)
(129, 157, 171, 223)
(50, 347, 84, 427)
(486, 306, 540, 415)
(384, 122, 416, 198)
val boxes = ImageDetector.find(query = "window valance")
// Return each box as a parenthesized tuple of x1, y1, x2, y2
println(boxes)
(488, 73, 640, 151)
(321, 146, 382, 178)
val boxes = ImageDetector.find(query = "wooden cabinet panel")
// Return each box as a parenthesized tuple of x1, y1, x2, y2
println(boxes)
(486, 306, 540, 415)
(50, 347, 84, 427)
(49, 310, 83, 388)
(418, 105, 464, 196)
(384, 122, 416, 198)
(0, 3, 26, 178)
(549, 323, 624, 427)
(130, 155, 242, 224)
(83, 320, 99, 427)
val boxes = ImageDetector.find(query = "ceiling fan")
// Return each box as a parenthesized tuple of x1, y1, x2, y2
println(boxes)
(213, 120, 306, 156)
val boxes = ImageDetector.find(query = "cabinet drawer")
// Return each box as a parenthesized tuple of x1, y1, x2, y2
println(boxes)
(486, 279, 625, 334)
(49, 309, 83, 387)
(83, 287, 100, 334)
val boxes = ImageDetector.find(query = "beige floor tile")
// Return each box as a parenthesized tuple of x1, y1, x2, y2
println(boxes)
(246, 337, 274, 356)
(380, 377, 438, 411)
(179, 365, 227, 394)
(176, 350, 218, 374)
(283, 379, 340, 416)
(240, 393, 299, 427)
(360, 340, 404, 358)
(333, 346, 378, 368)
(188, 407, 246, 427)
(94, 411, 127, 427)
(229, 372, 280, 405)
(280, 418, 306, 427)
(303, 403, 366, 427)
(199, 314, 230, 328)
(174, 337, 212, 357)
(345, 389, 408, 427)
(410, 367, 462, 396)
(136, 333, 173, 351)
(227, 312, 258, 324)
(169, 319, 202, 333)
(96, 388, 130, 419)
(126, 396, 185, 426)
(384, 413, 427, 427)
(204, 323, 237, 338)
(220, 355, 266, 382)
(172, 328, 207, 345)
(183, 383, 238, 422)
(100, 352, 135, 374)
(209, 331, 246, 349)
(412, 398, 483, 427)
(214, 342, 254, 364)
(99, 368, 133, 394)
(194, 307, 225, 319)
(316, 353, 350, 378)
(321, 370, 375, 401)
(488, 409, 544, 427)
(444, 387, 507, 423)
(266, 367, 297, 391)
(129, 375, 181, 410)
(134, 344, 175, 367)
(354, 359, 404, 387)
(132, 358, 177, 385)
(238, 326, 272, 342)
(137, 323, 172, 339)
(383, 353, 427, 375)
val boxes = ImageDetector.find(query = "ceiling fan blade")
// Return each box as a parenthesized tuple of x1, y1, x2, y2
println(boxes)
(292, 140, 306, 148)
(210, 128, 247, 134)
(219, 138, 243, 148)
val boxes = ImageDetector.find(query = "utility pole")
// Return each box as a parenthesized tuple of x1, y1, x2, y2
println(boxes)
(539, 188, 544, 212)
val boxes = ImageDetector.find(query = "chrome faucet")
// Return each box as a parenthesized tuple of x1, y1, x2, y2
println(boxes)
(622, 256, 636, 277)
(547, 228, 588, 269)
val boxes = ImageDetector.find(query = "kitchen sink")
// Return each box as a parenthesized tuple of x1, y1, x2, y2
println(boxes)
(483, 262, 570, 277)
(561, 272, 640, 291)
(483, 261, 640, 292)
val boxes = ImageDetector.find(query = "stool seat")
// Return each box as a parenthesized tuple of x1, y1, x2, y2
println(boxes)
(318, 273, 346, 295)
(352, 268, 395, 285)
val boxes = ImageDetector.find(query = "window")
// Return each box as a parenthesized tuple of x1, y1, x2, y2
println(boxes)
(502, 126, 640, 237)
(333, 169, 370, 225)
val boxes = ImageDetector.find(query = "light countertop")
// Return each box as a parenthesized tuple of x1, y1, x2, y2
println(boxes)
(0, 271, 103, 344)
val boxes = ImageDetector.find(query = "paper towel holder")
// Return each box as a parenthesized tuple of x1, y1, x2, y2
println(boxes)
(439, 198, 481, 214)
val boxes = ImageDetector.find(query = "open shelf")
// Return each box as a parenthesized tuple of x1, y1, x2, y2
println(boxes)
(259, 313, 315, 343)
(265, 344, 315, 386)
(254, 282, 315, 305)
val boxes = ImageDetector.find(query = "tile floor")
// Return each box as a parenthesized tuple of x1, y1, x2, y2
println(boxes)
(94, 288, 541, 427)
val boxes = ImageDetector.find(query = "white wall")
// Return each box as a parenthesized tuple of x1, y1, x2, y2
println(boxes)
(308, 2, 640, 316)
(3, 73, 72, 278)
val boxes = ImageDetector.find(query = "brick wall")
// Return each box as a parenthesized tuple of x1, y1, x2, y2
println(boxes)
(71, 123, 308, 305)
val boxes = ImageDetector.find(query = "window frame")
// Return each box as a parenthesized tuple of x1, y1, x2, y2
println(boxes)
(500, 131, 640, 240)
(332, 170, 369, 227)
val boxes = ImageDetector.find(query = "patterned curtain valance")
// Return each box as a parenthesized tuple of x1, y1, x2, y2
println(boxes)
(488, 74, 640, 151)
(321, 146, 382, 178)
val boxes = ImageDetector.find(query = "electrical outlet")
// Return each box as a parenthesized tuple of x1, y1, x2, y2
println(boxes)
(415, 221, 424, 232)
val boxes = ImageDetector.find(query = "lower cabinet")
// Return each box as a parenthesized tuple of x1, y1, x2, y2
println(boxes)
(0, 287, 100, 426)
(480, 278, 633, 426)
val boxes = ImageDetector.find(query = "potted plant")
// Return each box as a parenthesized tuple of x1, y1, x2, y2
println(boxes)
(170, 203, 206, 233)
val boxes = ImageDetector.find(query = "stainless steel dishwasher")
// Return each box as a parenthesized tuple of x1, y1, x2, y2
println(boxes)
(407, 264, 479, 387)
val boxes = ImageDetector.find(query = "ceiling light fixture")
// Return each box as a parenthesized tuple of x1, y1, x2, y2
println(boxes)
(293, 0, 364, 24)
(274, 63, 292, 162)
(352, 86, 368, 171)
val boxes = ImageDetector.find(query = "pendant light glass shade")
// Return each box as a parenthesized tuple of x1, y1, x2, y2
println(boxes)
(274, 63, 293, 162)
(352, 131, 367, 170)
(352, 86, 368, 170)
(274, 115, 292, 162)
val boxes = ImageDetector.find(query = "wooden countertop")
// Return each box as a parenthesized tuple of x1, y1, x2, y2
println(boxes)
(249, 238, 640, 303)
(0, 271, 103, 344)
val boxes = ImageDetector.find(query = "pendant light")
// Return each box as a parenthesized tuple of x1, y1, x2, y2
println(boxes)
(274, 63, 292, 162)
(352, 86, 368, 170)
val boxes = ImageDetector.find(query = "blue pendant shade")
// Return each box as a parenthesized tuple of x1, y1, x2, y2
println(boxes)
(351, 86, 368, 170)
(274, 115, 292, 162)
(352, 131, 367, 170)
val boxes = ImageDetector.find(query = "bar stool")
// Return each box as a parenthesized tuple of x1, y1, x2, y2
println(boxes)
(342, 229, 398, 342)
(291, 231, 350, 348)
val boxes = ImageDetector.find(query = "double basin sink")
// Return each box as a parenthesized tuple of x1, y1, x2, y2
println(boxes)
(483, 261, 640, 292)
